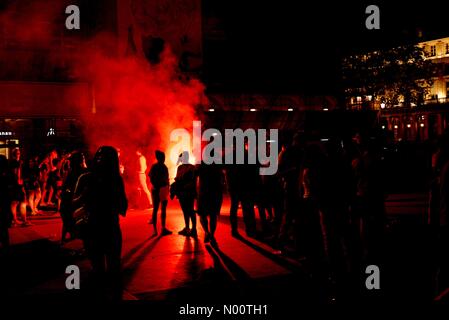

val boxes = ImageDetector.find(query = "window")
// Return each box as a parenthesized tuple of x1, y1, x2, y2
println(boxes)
(430, 45, 436, 56)
(446, 43, 449, 54)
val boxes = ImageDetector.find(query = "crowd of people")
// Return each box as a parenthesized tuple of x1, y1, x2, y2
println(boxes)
(0, 148, 69, 232)
(2, 128, 449, 300)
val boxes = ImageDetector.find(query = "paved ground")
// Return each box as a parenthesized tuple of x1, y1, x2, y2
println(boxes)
(1, 193, 443, 305)
(2, 197, 313, 303)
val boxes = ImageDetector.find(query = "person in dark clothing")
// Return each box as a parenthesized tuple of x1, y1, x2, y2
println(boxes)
(46, 158, 62, 209)
(226, 162, 258, 238)
(300, 144, 328, 264)
(351, 137, 386, 262)
(276, 136, 302, 248)
(9, 148, 29, 226)
(197, 162, 224, 245)
(174, 151, 197, 237)
(0, 155, 12, 250)
(149, 150, 172, 237)
(23, 157, 42, 216)
(73, 146, 128, 300)
(59, 152, 87, 244)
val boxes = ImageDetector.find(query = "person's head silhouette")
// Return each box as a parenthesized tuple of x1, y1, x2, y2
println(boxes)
(155, 150, 165, 163)
(93, 146, 120, 177)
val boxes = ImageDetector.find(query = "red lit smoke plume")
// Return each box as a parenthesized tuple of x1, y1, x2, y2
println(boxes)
(0, 0, 206, 180)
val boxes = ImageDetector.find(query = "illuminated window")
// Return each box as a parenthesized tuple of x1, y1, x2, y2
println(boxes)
(430, 45, 436, 56)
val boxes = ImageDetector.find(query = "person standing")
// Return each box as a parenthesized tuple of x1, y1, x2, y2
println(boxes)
(136, 149, 153, 209)
(149, 150, 172, 237)
(73, 146, 128, 300)
(23, 157, 42, 216)
(60, 152, 87, 244)
(197, 162, 224, 246)
(174, 151, 197, 237)
(9, 148, 30, 226)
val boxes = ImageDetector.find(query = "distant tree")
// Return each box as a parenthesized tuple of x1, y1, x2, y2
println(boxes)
(342, 45, 436, 108)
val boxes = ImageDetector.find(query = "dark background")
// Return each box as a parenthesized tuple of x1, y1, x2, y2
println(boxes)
(202, 0, 449, 94)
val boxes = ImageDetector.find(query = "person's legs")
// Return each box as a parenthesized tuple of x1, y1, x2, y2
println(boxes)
(229, 193, 239, 234)
(139, 174, 153, 207)
(10, 201, 19, 224)
(19, 201, 27, 224)
(189, 197, 197, 236)
(241, 198, 257, 236)
(47, 186, 54, 205)
(178, 197, 191, 236)
(199, 215, 209, 235)
(28, 190, 35, 215)
(35, 188, 42, 211)
(151, 190, 160, 234)
(106, 227, 122, 276)
(161, 200, 168, 229)
(210, 214, 217, 237)
(179, 197, 190, 229)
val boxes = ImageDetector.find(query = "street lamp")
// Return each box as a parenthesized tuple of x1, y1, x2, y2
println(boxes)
(380, 103, 386, 109)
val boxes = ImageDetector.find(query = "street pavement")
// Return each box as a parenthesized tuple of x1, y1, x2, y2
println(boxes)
(2, 197, 309, 302)
(0, 193, 438, 304)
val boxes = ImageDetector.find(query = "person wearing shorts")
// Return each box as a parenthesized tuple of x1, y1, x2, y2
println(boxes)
(149, 150, 172, 237)
(9, 148, 30, 226)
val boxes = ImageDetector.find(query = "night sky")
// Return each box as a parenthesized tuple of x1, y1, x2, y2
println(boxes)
(203, 0, 449, 94)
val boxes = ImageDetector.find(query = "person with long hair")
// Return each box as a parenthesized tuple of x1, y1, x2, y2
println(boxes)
(73, 146, 128, 299)
(60, 152, 87, 244)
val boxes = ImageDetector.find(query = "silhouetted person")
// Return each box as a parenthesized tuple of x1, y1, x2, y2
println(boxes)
(46, 158, 62, 209)
(73, 146, 128, 300)
(9, 148, 30, 226)
(276, 135, 302, 248)
(149, 150, 172, 237)
(300, 144, 327, 266)
(136, 149, 153, 209)
(0, 155, 12, 250)
(197, 162, 224, 245)
(23, 157, 42, 216)
(60, 152, 87, 244)
(226, 162, 257, 238)
(174, 151, 197, 237)
(351, 136, 386, 262)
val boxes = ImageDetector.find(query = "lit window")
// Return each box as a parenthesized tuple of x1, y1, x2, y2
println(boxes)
(430, 45, 436, 56)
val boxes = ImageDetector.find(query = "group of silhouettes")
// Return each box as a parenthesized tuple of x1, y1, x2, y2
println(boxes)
(0, 134, 396, 300)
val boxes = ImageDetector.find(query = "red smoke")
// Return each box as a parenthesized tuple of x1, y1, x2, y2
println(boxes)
(79, 38, 204, 157)
(1, 0, 206, 200)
